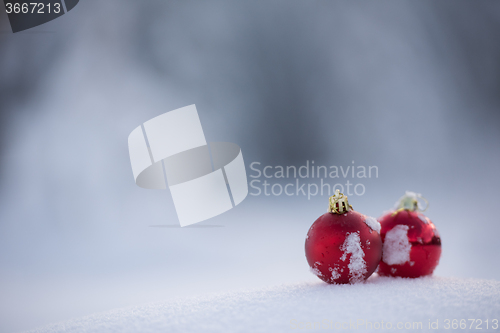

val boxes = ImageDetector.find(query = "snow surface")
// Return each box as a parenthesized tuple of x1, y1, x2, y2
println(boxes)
(364, 216, 381, 233)
(382, 225, 411, 265)
(27, 276, 500, 333)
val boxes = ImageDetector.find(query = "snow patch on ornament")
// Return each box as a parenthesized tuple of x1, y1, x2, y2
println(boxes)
(363, 216, 381, 233)
(340, 232, 367, 283)
(310, 262, 323, 277)
(329, 266, 341, 280)
(382, 225, 411, 265)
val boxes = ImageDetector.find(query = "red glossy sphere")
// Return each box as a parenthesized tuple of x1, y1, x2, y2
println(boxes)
(378, 210, 441, 278)
(305, 210, 382, 284)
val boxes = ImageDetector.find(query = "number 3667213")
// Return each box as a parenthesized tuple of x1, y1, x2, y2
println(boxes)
(5, 3, 61, 14)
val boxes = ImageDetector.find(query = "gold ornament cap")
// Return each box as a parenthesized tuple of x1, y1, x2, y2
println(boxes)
(328, 189, 353, 214)
(392, 191, 428, 215)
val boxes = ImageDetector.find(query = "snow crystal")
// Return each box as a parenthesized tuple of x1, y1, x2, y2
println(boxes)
(382, 225, 411, 265)
(364, 216, 381, 233)
(340, 232, 367, 283)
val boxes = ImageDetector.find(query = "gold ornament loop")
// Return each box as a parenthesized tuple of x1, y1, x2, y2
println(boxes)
(392, 191, 429, 216)
(328, 189, 353, 214)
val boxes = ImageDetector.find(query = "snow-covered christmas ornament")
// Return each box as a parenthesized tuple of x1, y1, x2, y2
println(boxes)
(305, 190, 382, 284)
(378, 191, 441, 278)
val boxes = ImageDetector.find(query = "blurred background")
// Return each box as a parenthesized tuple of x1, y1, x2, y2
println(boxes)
(1, 0, 500, 332)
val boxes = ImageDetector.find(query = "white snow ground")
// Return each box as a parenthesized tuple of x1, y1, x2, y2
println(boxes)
(27, 276, 500, 333)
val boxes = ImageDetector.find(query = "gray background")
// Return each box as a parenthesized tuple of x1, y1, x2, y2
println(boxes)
(0, 1, 499, 332)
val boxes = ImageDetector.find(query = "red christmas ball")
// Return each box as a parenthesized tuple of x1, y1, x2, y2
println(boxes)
(305, 190, 382, 284)
(378, 192, 441, 278)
